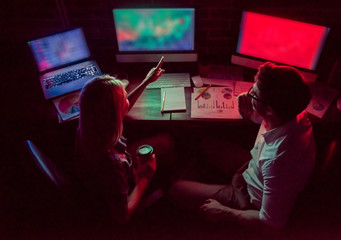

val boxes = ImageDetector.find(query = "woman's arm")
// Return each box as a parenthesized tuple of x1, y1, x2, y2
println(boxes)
(127, 61, 165, 110)
(125, 154, 157, 221)
(125, 176, 151, 220)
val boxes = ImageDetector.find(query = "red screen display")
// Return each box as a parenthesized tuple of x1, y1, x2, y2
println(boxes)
(237, 12, 329, 70)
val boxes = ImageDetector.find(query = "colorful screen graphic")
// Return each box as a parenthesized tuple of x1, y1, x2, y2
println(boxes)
(113, 8, 195, 52)
(28, 28, 90, 72)
(237, 12, 329, 70)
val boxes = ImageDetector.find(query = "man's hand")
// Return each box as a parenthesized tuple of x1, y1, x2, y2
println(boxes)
(237, 93, 253, 119)
(200, 199, 235, 222)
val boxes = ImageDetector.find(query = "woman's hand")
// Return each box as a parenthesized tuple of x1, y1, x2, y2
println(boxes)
(144, 67, 165, 84)
(134, 154, 157, 182)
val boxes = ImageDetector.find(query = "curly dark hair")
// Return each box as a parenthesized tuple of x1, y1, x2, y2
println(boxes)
(255, 62, 311, 122)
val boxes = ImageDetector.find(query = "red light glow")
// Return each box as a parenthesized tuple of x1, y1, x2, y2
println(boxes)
(237, 12, 329, 70)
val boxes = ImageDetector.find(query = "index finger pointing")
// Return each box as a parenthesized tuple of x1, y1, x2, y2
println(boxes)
(156, 56, 165, 69)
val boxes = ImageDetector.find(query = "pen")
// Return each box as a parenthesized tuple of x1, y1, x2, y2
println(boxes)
(195, 84, 211, 100)
(161, 90, 166, 112)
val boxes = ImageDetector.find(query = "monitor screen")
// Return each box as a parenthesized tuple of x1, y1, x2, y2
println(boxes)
(28, 28, 90, 72)
(113, 8, 197, 62)
(236, 12, 329, 70)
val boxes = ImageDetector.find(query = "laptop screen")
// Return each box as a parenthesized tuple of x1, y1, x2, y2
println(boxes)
(28, 28, 91, 72)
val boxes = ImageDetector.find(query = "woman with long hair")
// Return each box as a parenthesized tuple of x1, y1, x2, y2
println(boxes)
(75, 64, 166, 223)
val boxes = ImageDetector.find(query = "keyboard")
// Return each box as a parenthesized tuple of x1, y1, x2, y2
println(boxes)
(146, 73, 191, 89)
(43, 64, 100, 90)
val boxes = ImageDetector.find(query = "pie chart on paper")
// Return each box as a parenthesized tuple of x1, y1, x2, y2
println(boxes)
(58, 93, 80, 114)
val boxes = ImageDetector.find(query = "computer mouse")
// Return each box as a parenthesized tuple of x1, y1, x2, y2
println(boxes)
(191, 75, 204, 88)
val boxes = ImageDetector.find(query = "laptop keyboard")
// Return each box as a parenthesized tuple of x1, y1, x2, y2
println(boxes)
(43, 64, 100, 90)
(146, 73, 191, 89)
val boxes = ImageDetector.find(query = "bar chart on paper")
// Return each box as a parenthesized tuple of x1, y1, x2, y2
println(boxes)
(191, 86, 242, 119)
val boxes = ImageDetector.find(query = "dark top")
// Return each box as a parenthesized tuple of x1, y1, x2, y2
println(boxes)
(74, 129, 134, 223)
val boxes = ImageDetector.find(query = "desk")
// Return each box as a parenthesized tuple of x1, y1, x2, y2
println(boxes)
(126, 84, 249, 123)
(124, 75, 171, 121)
(125, 74, 341, 123)
(125, 88, 171, 121)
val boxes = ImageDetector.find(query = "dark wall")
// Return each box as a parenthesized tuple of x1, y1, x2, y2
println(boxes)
(2, 0, 341, 74)
(1, 0, 340, 140)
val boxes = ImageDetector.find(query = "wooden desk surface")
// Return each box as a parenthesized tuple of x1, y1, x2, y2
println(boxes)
(123, 73, 341, 127)
(126, 86, 247, 123)
(126, 88, 171, 121)
(124, 75, 171, 121)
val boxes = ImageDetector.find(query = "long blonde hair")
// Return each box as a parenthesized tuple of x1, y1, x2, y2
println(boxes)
(79, 75, 126, 154)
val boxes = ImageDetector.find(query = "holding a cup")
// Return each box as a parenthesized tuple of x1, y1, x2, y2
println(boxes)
(135, 144, 156, 180)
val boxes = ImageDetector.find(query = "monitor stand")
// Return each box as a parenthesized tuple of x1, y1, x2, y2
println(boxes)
(116, 53, 198, 63)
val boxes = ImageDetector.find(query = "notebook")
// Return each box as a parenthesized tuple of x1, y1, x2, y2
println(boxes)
(160, 87, 186, 113)
(28, 28, 102, 100)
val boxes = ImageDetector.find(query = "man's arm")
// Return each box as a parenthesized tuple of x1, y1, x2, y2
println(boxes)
(200, 199, 279, 234)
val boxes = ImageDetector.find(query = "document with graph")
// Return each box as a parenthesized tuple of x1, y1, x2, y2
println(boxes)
(191, 85, 243, 119)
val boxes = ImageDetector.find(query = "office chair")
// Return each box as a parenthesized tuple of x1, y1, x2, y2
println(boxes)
(25, 139, 106, 228)
(26, 140, 71, 192)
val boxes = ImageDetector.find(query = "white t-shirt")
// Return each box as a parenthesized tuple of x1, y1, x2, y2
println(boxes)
(242, 111, 316, 228)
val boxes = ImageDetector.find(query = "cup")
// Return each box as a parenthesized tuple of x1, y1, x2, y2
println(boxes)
(136, 144, 153, 164)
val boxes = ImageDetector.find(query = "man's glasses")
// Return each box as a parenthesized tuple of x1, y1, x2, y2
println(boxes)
(247, 86, 263, 103)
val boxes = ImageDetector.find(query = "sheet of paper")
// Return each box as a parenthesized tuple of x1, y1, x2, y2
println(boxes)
(306, 82, 339, 118)
(161, 87, 186, 112)
(191, 86, 242, 119)
(53, 91, 80, 122)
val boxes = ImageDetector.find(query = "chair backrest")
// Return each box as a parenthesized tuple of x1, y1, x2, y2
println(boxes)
(26, 140, 70, 191)
(26, 140, 103, 226)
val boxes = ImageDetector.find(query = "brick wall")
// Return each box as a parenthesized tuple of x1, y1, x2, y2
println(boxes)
(1, 0, 340, 78)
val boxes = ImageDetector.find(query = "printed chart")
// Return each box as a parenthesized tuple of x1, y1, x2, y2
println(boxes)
(191, 86, 242, 119)
(53, 91, 80, 122)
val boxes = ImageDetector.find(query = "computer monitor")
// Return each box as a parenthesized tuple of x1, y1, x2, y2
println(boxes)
(233, 11, 329, 72)
(113, 8, 197, 63)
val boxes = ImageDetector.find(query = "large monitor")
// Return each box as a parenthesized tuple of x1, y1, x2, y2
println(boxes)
(233, 11, 329, 74)
(113, 8, 197, 63)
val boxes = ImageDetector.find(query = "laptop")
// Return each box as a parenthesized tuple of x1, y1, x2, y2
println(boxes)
(28, 28, 102, 100)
